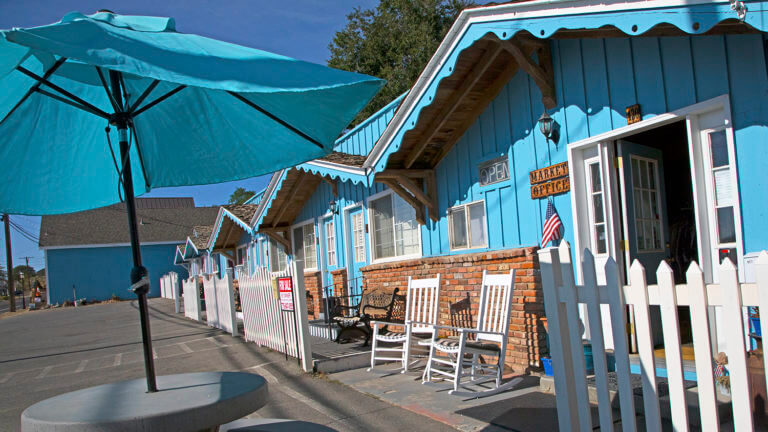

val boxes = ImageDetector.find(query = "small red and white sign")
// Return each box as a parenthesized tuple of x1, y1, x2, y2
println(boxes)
(278, 277, 294, 311)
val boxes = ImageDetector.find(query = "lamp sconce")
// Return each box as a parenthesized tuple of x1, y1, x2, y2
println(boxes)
(538, 112, 560, 145)
(329, 198, 339, 215)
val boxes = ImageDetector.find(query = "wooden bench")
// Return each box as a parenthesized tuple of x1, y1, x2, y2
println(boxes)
(329, 288, 404, 345)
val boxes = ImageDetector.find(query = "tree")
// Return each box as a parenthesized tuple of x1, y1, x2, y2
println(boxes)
(328, 0, 473, 126)
(228, 187, 255, 205)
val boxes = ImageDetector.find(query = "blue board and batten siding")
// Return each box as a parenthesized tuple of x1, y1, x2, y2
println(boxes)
(424, 33, 768, 256)
(333, 94, 405, 157)
(289, 33, 768, 269)
(46, 244, 187, 303)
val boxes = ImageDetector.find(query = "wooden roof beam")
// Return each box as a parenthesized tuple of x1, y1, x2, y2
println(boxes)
(271, 171, 307, 228)
(432, 60, 521, 165)
(403, 44, 505, 169)
(321, 176, 338, 197)
(261, 227, 292, 253)
(375, 172, 437, 222)
(500, 38, 556, 109)
(378, 179, 426, 226)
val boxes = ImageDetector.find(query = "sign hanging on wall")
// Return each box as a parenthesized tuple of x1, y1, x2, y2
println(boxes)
(531, 177, 570, 199)
(530, 162, 570, 199)
(278, 277, 294, 311)
(478, 156, 510, 186)
(626, 104, 642, 125)
(529, 161, 568, 185)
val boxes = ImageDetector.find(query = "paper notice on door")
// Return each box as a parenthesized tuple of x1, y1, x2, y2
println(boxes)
(714, 169, 732, 206)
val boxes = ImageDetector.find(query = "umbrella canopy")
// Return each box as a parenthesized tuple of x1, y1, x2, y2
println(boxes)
(0, 11, 384, 215)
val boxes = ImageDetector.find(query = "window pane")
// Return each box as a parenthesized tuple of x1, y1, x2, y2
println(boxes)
(653, 221, 662, 250)
(469, 203, 487, 248)
(710, 130, 729, 168)
(352, 213, 366, 262)
(632, 158, 641, 187)
(714, 169, 733, 207)
(592, 194, 604, 224)
(590, 163, 601, 193)
(596, 224, 607, 254)
(393, 194, 419, 256)
(450, 207, 467, 249)
(292, 227, 303, 262)
(717, 206, 736, 243)
(304, 225, 316, 269)
(371, 196, 395, 259)
(650, 191, 658, 220)
(636, 220, 646, 249)
(640, 160, 649, 189)
(648, 161, 656, 189)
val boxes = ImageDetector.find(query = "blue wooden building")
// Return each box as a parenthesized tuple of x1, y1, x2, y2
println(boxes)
(190, 0, 768, 370)
(40, 198, 219, 304)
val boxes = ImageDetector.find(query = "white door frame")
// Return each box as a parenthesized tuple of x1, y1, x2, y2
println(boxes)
(567, 94, 741, 284)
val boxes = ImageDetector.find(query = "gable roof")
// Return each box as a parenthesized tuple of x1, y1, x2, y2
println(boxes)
(208, 204, 258, 252)
(363, 0, 766, 173)
(39, 199, 220, 248)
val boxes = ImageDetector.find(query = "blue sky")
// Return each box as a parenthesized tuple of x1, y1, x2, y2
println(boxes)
(0, 0, 378, 270)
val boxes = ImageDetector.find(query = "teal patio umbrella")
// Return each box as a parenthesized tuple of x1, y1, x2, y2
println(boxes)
(0, 11, 383, 392)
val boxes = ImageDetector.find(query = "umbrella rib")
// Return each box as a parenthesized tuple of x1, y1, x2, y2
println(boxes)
(95, 67, 120, 112)
(227, 91, 324, 150)
(128, 80, 160, 114)
(132, 85, 186, 118)
(0, 57, 68, 126)
(129, 125, 151, 189)
(16, 66, 109, 119)
(35, 88, 109, 119)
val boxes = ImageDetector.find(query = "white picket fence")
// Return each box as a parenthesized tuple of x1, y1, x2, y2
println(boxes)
(238, 260, 313, 372)
(539, 242, 768, 432)
(201, 273, 239, 336)
(159, 272, 181, 313)
(182, 276, 202, 322)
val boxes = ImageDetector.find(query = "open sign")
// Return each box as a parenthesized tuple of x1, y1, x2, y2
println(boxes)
(478, 156, 510, 186)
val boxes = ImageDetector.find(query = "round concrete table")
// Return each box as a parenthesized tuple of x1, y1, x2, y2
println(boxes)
(21, 372, 268, 432)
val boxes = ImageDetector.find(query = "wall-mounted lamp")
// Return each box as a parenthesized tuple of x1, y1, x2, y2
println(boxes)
(329, 198, 339, 215)
(538, 112, 559, 145)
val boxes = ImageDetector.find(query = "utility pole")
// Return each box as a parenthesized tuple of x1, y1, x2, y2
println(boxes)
(3, 214, 15, 312)
(19, 256, 33, 310)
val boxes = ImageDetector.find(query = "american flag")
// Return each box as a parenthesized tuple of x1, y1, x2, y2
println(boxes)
(541, 200, 562, 247)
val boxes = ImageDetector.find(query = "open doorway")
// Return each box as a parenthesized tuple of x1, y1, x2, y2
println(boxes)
(614, 121, 696, 346)
(614, 121, 697, 285)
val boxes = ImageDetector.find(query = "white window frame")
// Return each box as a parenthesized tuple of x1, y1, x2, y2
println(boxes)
(343, 203, 367, 267)
(268, 237, 288, 274)
(291, 218, 318, 271)
(629, 155, 665, 253)
(567, 94, 744, 283)
(447, 200, 488, 251)
(236, 245, 247, 266)
(324, 218, 337, 267)
(583, 155, 610, 257)
(366, 189, 422, 264)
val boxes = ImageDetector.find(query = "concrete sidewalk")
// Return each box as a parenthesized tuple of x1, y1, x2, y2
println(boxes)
(330, 365, 577, 431)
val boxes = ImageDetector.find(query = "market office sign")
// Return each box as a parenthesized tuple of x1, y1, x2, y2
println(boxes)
(530, 161, 570, 199)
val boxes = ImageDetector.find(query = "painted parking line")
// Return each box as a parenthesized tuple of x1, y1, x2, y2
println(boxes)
(74, 360, 88, 373)
(178, 342, 193, 354)
(113, 353, 122, 367)
(207, 337, 227, 347)
(0, 373, 14, 384)
(36, 366, 53, 379)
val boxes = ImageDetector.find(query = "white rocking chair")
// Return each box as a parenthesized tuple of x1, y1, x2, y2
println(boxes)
(368, 275, 441, 373)
(422, 270, 521, 397)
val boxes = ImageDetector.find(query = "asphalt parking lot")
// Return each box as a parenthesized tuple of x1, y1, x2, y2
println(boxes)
(0, 299, 454, 431)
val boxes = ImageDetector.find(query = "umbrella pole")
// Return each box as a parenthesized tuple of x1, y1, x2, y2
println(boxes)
(111, 72, 158, 393)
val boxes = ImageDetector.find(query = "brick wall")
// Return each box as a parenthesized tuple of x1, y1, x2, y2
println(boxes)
(331, 268, 348, 303)
(303, 271, 323, 320)
(360, 246, 546, 373)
